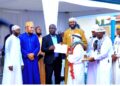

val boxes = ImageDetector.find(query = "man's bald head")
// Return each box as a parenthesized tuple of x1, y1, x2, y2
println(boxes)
(49, 24, 56, 29)
(49, 24, 57, 35)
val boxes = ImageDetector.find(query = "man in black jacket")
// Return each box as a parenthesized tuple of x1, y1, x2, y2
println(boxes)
(42, 24, 62, 84)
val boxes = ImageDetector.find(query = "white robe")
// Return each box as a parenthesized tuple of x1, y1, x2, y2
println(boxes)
(86, 37, 98, 84)
(2, 34, 24, 84)
(67, 44, 85, 84)
(92, 35, 113, 85)
(112, 36, 120, 84)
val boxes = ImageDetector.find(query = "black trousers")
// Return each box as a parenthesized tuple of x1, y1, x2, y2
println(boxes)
(45, 58, 62, 84)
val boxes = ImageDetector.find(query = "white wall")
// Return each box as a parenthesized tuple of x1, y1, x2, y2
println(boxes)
(0, 10, 46, 35)
(0, 9, 69, 33)
(76, 16, 96, 40)
(0, 26, 10, 48)
(0, 9, 69, 47)
(57, 12, 69, 32)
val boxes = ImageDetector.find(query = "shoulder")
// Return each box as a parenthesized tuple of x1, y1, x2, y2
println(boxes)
(31, 34, 39, 41)
(106, 36, 111, 41)
(64, 28, 71, 33)
(56, 34, 61, 38)
(32, 34, 38, 38)
(43, 34, 50, 40)
(93, 37, 98, 41)
(76, 28, 84, 34)
(79, 28, 84, 32)
(44, 34, 50, 38)
(57, 34, 62, 40)
(104, 36, 112, 45)
(74, 44, 84, 52)
(88, 37, 92, 42)
(20, 33, 26, 36)
(76, 44, 83, 49)
(114, 36, 120, 44)
(6, 35, 12, 41)
(19, 33, 26, 39)
(5, 35, 13, 45)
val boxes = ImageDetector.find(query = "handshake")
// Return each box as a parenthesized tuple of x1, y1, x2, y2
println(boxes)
(82, 55, 95, 62)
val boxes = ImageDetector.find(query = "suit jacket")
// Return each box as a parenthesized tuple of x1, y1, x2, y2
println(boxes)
(41, 34, 62, 64)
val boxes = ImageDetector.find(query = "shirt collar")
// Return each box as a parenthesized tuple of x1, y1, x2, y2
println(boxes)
(50, 34, 56, 37)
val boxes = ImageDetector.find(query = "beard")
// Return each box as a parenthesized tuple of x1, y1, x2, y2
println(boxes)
(14, 32, 19, 37)
(36, 33, 42, 36)
(28, 32, 33, 35)
(69, 24, 76, 29)
(93, 35, 96, 38)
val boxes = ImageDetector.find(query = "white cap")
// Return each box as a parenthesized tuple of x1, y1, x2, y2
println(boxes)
(91, 24, 99, 31)
(12, 25, 20, 31)
(95, 27, 106, 32)
(69, 17, 77, 22)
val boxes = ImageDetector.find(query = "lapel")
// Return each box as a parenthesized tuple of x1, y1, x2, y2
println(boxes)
(48, 34, 60, 45)
(48, 34, 53, 45)
(56, 35, 59, 43)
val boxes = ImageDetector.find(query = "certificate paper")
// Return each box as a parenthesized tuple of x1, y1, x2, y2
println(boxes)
(54, 44, 68, 54)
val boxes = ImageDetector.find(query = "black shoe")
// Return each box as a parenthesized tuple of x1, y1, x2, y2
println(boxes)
(60, 76, 64, 81)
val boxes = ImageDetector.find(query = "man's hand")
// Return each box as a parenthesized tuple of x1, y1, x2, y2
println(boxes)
(81, 44, 87, 51)
(82, 55, 88, 62)
(60, 42, 63, 45)
(88, 57, 95, 62)
(112, 54, 118, 62)
(8, 66, 13, 71)
(28, 53, 34, 60)
(49, 45, 55, 50)
(82, 56, 95, 62)
(38, 51, 45, 56)
(84, 55, 88, 58)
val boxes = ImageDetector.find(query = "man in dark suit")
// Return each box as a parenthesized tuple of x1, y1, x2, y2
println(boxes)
(41, 24, 62, 84)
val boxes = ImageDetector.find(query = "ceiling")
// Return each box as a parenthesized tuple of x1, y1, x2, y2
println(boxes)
(0, 0, 43, 11)
(0, 0, 119, 14)
(58, 1, 119, 13)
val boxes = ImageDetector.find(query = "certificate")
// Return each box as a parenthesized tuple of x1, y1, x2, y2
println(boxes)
(54, 44, 68, 54)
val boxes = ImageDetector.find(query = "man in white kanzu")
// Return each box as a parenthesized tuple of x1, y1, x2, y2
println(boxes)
(86, 25, 98, 84)
(84, 27, 113, 84)
(2, 25, 24, 84)
(112, 25, 120, 84)
(67, 33, 85, 84)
